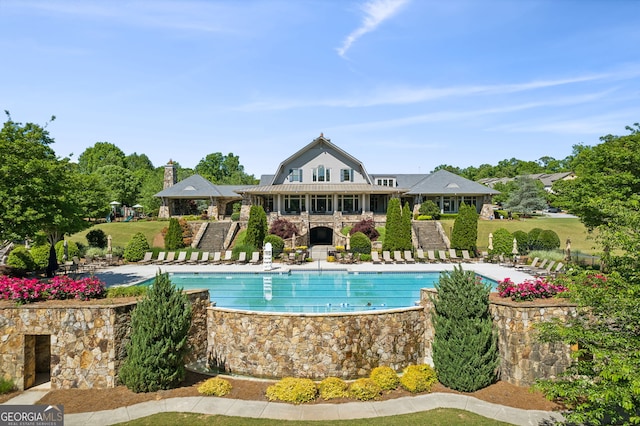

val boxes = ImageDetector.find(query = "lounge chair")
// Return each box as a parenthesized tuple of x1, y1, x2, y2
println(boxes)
(382, 251, 393, 264)
(187, 251, 200, 264)
(153, 251, 167, 264)
(537, 260, 556, 276)
(404, 250, 416, 264)
(416, 248, 426, 262)
(393, 251, 405, 263)
(461, 250, 473, 262)
(198, 252, 210, 264)
(449, 249, 460, 262)
(174, 251, 188, 264)
(532, 258, 548, 273)
(438, 250, 449, 262)
(371, 251, 381, 264)
(139, 251, 154, 264)
(223, 250, 233, 264)
(249, 252, 260, 264)
(236, 252, 247, 264)
(498, 254, 513, 267)
(163, 251, 176, 264)
(517, 257, 539, 271)
(551, 262, 565, 276)
(427, 250, 437, 262)
(211, 251, 222, 264)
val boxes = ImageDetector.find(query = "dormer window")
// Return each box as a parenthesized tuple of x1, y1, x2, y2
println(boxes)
(376, 178, 395, 187)
(313, 165, 330, 182)
(289, 168, 302, 182)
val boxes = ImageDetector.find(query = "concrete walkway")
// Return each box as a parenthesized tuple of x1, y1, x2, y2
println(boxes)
(3, 383, 564, 426)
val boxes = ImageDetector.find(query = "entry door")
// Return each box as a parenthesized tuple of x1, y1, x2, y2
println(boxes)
(24, 335, 36, 389)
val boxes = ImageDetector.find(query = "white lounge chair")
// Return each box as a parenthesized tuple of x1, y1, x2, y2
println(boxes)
(438, 250, 449, 262)
(382, 251, 393, 264)
(449, 249, 460, 261)
(416, 248, 426, 262)
(249, 252, 260, 264)
(198, 252, 210, 264)
(404, 250, 416, 264)
(187, 251, 200, 264)
(371, 251, 381, 264)
(139, 252, 154, 264)
(393, 251, 405, 263)
(223, 250, 233, 263)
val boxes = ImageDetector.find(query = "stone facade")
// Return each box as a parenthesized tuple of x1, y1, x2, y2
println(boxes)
(421, 288, 576, 386)
(0, 290, 209, 391)
(207, 307, 425, 379)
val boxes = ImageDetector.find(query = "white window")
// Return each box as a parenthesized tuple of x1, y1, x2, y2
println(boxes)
(313, 165, 330, 182)
(341, 168, 354, 182)
(376, 178, 395, 187)
(289, 168, 302, 182)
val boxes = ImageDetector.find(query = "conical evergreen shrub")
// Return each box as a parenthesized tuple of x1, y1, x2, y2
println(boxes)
(164, 218, 184, 250)
(119, 272, 192, 392)
(431, 265, 498, 392)
(451, 202, 478, 252)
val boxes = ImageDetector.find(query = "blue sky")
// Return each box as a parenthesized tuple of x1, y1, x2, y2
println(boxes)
(2, 0, 639, 177)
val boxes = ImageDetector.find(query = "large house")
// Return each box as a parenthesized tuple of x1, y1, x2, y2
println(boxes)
(155, 135, 498, 248)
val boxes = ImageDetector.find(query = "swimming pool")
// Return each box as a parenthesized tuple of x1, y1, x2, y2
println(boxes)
(140, 271, 496, 313)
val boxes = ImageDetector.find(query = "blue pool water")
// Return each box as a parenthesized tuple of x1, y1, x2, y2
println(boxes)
(139, 271, 496, 313)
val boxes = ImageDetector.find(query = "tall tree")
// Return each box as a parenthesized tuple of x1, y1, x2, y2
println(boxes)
(503, 176, 547, 216)
(451, 202, 478, 252)
(77, 141, 126, 174)
(401, 201, 412, 250)
(382, 198, 402, 252)
(245, 205, 268, 249)
(195, 152, 258, 184)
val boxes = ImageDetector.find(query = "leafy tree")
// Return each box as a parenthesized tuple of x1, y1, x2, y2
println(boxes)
(245, 205, 267, 249)
(77, 142, 126, 174)
(491, 180, 519, 206)
(124, 232, 150, 262)
(164, 218, 184, 250)
(554, 124, 640, 229)
(195, 152, 258, 184)
(268, 217, 298, 239)
(502, 176, 547, 216)
(512, 230, 529, 254)
(527, 228, 544, 251)
(538, 229, 560, 250)
(86, 229, 108, 248)
(450, 202, 478, 252)
(490, 228, 513, 256)
(382, 198, 402, 252)
(350, 218, 379, 241)
(125, 152, 154, 173)
(73, 171, 110, 221)
(96, 164, 141, 207)
(119, 272, 192, 392)
(431, 265, 498, 392)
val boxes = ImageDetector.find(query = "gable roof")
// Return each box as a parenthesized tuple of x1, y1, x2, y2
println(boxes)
(270, 135, 373, 184)
(406, 169, 499, 195)
(154, 174, 224, 198)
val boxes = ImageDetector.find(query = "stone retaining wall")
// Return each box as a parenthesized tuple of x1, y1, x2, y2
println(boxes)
(421, 288, 576, 386)
(206, 307, 425, 379)
(0, 290, 209, 390)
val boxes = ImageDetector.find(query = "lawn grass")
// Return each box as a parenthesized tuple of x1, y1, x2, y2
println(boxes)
(69, 221, 167, 249)
(117, 409, 511, 425)
(440, 217, 599, 255)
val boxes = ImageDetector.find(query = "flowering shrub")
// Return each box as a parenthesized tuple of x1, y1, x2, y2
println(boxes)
(497, 277, 567, 301)
(0, 275, 106, 304)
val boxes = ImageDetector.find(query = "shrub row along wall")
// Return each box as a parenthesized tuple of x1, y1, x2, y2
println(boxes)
(0, 290, 209, 391)
(421, 288, 576, 386)
(207, 307, 426, 379)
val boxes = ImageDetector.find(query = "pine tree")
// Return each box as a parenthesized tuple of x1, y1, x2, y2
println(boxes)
(245, 205, 267, 249)
(119, 272, 192, 392)
(401, 201, 413, 251)
(164, 217, 184, 250)
(451, 202, 479, 252)
(431, 265, 498, 392)
(382, 198, 402, 251)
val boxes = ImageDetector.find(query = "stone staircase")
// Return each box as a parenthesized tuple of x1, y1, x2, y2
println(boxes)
(197, 222, 233, 252)
(412, 221, 448, 250)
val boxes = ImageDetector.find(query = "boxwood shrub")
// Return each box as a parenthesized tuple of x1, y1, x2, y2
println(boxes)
(124, 232, 151, 262)
(265, 377, 317, 404)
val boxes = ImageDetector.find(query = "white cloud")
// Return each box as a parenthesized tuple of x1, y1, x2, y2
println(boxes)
(336, 0, 409, 58)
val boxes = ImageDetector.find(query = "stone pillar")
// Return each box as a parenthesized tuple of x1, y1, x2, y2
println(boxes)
(163, 160, 177, 189)
(158, 198, 170, 219)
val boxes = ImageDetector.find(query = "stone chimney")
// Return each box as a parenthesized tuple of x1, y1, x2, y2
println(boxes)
(163, 160, 177, 189)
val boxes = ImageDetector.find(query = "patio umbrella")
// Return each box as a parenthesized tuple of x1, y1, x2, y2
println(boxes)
(63, 240, 69, 261)
(512, 238, 518, 255)
(107, 235, 112, 254)
(565, 238, 571, 261)
(346, 234, 351, 251)
(488, 233, 493, 251)
(291, 233, 296, 249)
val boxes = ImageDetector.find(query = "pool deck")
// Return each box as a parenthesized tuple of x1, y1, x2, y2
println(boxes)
(93, 259, 536, 288)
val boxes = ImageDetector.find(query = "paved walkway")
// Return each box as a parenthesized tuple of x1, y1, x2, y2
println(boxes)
(3, 382, 564, 425)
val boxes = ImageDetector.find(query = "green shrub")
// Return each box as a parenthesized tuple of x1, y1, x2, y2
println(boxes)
(417, 215, 432, 220)
(432, 265, 498, 392)
(119, 272, 192, 393)
(265, 377, 317, 404)
(349, 378, 381, 401)
(359, 253, 372, 262)
(107, 286, 148, 298)
(7, 246, 35, 271)
(528, 250, 564, 262)
(528, 228, 544, 251)
(318, 377, 348, 400)
(245, 205, 268, 249)
(86, 229, 108, 248)
(539, 229, 561, 250)
(349, 232, 372, 255)
(419, 200, 440, 219)
(451, 203, 478, 251)
(370, 366, 399, 391)
(512, 230, 529, 254)
(197, 377, 232, 396)
(85, 246, 106, 260)
(232, 243, 255, 260)
(230, 212, 240, 221)
(440, 214, 458, 220)
(264, 234, 284, 257)
(400, 364, 438, 393)
(0, 377, 15, 394)
(341, 226, 352, 236)
(490, 228, 513, 256)
(29, 244, 51, 269)
(54, 240, 80, 263)
(124, 232, 150, 262)
(164, 218, 184, 250)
